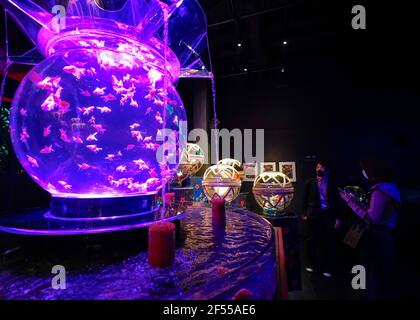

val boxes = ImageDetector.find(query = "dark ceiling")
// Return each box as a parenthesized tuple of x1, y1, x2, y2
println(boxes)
(200, 0, 339, 78)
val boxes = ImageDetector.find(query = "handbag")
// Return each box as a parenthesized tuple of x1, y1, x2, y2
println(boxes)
(343, 213, 370, 249)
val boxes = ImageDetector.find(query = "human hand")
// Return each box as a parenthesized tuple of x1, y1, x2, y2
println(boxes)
(340, 191, 353, 203)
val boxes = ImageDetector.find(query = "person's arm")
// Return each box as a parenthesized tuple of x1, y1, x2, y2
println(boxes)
(301, 179, 310, 219)
(341, 189, 387, 224)
(332, 185, 343, 227)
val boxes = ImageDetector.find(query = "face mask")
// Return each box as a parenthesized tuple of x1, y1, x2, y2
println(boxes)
(316, 170, 326, 177)
(362, 170, 369, 180)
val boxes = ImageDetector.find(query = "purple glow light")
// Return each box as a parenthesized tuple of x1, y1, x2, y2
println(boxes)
(5, 1, 190, 198)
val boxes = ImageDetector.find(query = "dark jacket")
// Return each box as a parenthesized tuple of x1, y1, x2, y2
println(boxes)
(302, 177, 341, 219)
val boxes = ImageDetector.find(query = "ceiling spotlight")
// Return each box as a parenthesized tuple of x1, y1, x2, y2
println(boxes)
(283, 41, 287, 45)
(237, 43, 242, 47)
(244, 68, 248, 72)
(281, 68, 285, 73)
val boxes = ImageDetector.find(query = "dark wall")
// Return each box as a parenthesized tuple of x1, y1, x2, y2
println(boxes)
(212, 1, 420, 214)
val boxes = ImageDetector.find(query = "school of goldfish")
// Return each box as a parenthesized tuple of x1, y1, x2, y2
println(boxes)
(10, 40, 186, 197)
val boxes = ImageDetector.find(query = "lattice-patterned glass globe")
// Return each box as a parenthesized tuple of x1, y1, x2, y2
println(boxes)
(217, 158, 244, 180)
(252, 171, 294, 215)
(172, 143, 205, 184)
(202, 164, 242, 202)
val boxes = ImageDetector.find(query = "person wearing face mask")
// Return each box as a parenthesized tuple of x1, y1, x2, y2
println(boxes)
(302, 160, 342, 277)
(340, 156, 401, 299)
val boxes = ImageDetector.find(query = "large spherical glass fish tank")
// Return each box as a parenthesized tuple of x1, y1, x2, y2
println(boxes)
(11, 29, 185, 199)
(0, 0, 213, 235)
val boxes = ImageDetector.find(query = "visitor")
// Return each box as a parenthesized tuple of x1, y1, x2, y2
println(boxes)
(340, 155, 400, 299)
(302, 160, 342, 277)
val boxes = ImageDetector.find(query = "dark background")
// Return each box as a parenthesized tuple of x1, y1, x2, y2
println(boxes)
(1, 0, 420, 218)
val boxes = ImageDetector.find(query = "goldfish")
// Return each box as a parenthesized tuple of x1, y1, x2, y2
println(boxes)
(58, 180, 72, 190)
(88, 116, 96, 124)
(37, 76, 61, 91)
(54, 86, 63, 99)
(143, 136, 152, 143)
(129, 182, 147, 192)
(102, 93, 117, 102)
(173, 115, 179, 125)
(120, 85, 136, 105)
(86, 145, 103, 153)
(145, 107, 152, 115)
(146, 178, 160, 190)
(73, 62, 87, 67)
(27, 155, 39, 168)
(96, 106, 112, 113)
(126, 144, 136, 151)
(148, 69, 163, 86)
(86, 67, 97, 76)
(40, 145, 54, 154)
(80, 89, 91, 97)
(116, 165, 127, 173)
(93, 87, 106, 95)
(59, 129, 71, 143)
(43, 125, 52, 137)
(144, 142, 160, 151)
(73, 136, 84, 144)
(112, 75, 124, 88)
(105, 154, 116, 161)
(41, 93, 57, 111)
(145, 90, 155, 101)
(60, 100, 70, 108)
(20, 128, 30, 142)
(78, 163, 94, 170)
(149, 169, 158, 178)
(155, 112, 163, 124)
(92, 124, 106, 134)
(129, 123, 141, 130)
(78, 106, 95, 116)
(118, 59, 135, 71)
(129, 99, 139, 108)
(47, 183, 57, 192)
(91, 40, 105, 48)
(57, 101, 71, 115)
(20, 108, 28, 117)
(86, 132, 98, 142)
(123, 74, 131, 82)
(131, 130, 143, 142)
(109, 179, 120, 187)
(63, 65, 86, 79)
(133, 159, 149, 170)
(154, 99, 165, 107)
(114, 86, 128, 95)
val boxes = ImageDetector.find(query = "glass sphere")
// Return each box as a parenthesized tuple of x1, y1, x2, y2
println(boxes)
(217, 158, 244, 180)
(172, 143, 205, 184)
(202, 164, 242, 202)
(9, 33, 186, 199)
(252, 172, 294, 214)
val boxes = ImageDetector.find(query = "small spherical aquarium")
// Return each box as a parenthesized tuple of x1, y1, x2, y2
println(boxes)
(202, 164, 242, 203)
(171, 143, 205, 184)
(252, 171, 294, 216)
